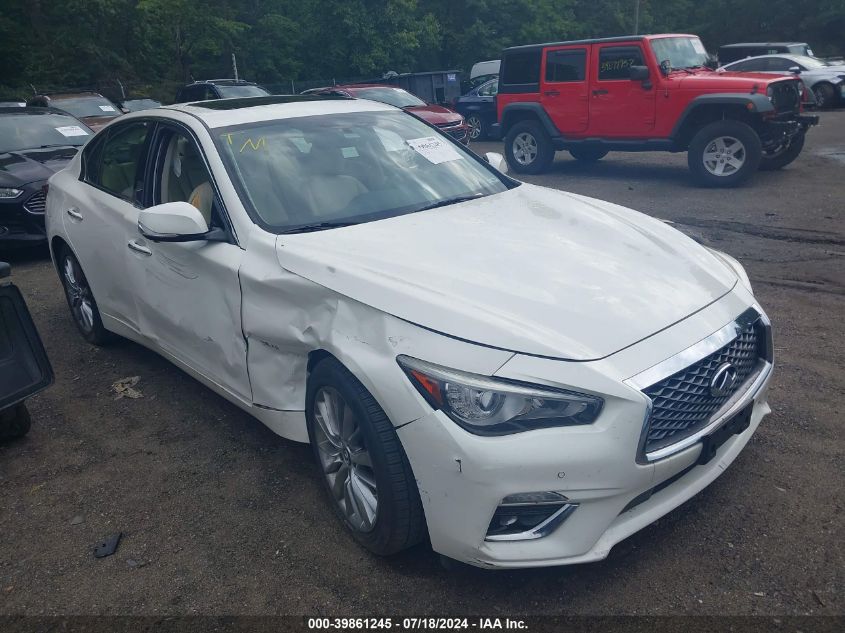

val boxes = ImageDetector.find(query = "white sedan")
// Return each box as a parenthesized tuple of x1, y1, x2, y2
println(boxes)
(45, 96, 773, 568)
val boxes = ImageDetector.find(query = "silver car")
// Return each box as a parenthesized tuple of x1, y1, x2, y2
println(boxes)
(718, 54, 845, 108)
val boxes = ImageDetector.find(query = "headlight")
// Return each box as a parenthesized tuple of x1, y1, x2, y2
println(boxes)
(397, 355, 603, 436)
(0, 187, 23, 199)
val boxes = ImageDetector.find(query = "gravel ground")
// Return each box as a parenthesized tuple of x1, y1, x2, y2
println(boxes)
(1, 111, 843, 617)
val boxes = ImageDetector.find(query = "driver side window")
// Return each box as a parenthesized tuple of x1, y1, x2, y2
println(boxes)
(152, 129, 222, 229)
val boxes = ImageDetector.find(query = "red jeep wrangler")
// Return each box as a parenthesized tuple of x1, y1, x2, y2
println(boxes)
(494, 34, 819, 186)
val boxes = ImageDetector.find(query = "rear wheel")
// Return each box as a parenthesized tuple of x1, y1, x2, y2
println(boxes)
(687, 120, 762, 187)
(0, 404, 31, 441)
(504, 120, 555, 174)
(812, 83, 835, 109)
(58, 247, 114, 345)
(306, 357, 425, 555)
(569, 147, 609, 162)
(760, 131, 806, 171)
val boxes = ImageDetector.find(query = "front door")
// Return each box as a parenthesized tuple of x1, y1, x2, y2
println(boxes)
(540, 46, 590, 134)
(128, 124, 250, 401)
(589, 44, 656, 137)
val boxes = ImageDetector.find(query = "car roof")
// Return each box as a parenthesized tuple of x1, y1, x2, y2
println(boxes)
(186, 79, 258, 86)
(0, 105, 77, 116)
(159, 94, 398, 128)
(331, 84, 405, 90)
(503, 33, 695, 53)
(720, 42, 807, 48)
(36, 91, 107, 100)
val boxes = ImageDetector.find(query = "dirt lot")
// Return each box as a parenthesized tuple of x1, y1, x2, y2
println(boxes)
(1, 111, 843, 617)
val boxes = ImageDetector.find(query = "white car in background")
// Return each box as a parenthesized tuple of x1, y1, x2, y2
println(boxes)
(45, 95, 773, 568)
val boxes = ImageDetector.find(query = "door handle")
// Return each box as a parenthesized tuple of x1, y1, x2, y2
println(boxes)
(66, 207, 83, 221)
(592, 89, 609, 96)
(127, 240, 152, 256)
(543, 90, 560, 97)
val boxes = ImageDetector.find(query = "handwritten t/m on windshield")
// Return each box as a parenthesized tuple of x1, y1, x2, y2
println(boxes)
(601, 58, 636, 72)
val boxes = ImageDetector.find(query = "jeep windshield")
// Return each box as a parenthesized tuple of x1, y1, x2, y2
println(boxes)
(214, 110, 512, 233)
(650, 37, 710, 70)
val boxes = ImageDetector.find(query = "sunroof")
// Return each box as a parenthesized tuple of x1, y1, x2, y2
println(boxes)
(190, 95, 352, 110)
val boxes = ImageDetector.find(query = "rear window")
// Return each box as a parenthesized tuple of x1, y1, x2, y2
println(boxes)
(545, 49, 587, 82)
(502, 51, 541, 85)
(598, 46, 645, 80)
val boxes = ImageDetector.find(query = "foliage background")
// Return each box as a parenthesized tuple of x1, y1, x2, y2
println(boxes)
(1, 0, 843, 101)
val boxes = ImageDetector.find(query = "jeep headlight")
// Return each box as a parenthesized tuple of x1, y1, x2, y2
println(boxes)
(397, 355, 603, 436)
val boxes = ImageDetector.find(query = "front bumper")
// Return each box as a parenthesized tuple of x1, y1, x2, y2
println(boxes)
(0, 182, 47, 246)
(439, 123, 471, 145)
(397, 298, 773, 568)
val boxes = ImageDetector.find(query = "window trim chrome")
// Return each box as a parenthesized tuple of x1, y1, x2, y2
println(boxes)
(626, 306, 773, 463)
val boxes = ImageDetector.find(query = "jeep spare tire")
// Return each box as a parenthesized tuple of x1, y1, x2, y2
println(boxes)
(688, 120, 762, 187)
(504, 121, 554, 174)
(569, 147, 609, 162)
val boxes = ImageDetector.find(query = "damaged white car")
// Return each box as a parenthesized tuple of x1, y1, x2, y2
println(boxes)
(45, 95, 773, 568)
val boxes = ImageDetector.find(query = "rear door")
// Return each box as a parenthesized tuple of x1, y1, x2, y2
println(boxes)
(540, 46, 590, 134)
(589, 43, 656, 137)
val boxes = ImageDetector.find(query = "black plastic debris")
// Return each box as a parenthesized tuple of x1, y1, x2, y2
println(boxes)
(93, 532, 122, 558)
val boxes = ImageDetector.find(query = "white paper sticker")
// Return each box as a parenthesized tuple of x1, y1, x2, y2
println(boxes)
(341, 146, 359, 158)
(691, 38, 707, 55)
(99, 105, 116, 112)
(406, 136, 463, 164)
(55, 125, 89, 137)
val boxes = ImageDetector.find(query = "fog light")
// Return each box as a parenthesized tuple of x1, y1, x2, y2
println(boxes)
(485, 491, 578, 541)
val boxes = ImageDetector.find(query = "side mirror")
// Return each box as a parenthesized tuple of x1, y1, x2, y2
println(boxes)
(630, 65, 650, 81)
(788, 66, 802, 74)
(484, 152, 508, 174)
(659, 59, 672, 75)
(138, 201, 223, 243)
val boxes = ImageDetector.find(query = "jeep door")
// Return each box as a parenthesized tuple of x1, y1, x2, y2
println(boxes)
(588, 43, 656, 137)
(540, 46, 590, 134)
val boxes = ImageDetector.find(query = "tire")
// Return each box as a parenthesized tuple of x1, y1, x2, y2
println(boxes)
(467, 115, 486, 141)
(504, 120, 555, 174)
(760, 131, 806, 171)
(569, 147, 609, 162)
(57, 246, 115, 345)
(812, 83, 835, 109)
(687, 120, 762, 187)
(306, 357, 425, 556)
(0, 404, 32, 441)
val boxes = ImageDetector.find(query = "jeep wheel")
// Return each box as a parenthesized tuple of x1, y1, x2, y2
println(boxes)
(812, 83, 835, 109)
(569, 147, 609, 162)
(504, 121, 554, 174)
(760, 131, 806, 171)
(688, 121, 762, 187)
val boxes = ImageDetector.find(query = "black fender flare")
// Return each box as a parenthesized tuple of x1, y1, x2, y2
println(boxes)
(500, 103, 561, 139)
(671, 93, 774, 140)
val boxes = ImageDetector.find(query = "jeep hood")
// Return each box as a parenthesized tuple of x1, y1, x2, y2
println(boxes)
(274, 185, 737, 360)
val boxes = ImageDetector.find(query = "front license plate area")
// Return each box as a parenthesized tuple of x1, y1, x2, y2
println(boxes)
(698, 403, 753, 465)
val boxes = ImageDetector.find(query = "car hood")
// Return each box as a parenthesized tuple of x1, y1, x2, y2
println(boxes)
(0, 146, 79, 187)
(274, 185, 738, 360)
(705, 71, 797, 88)
(403, 104, 463, 126)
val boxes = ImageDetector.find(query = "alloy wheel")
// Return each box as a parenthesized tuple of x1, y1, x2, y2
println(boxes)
(62, 255, 95, 334)
(312, 386, 378, 532)
(702, 136, 746, 177)
(512, 132, 538, 166)
(467, 116, 482, 140)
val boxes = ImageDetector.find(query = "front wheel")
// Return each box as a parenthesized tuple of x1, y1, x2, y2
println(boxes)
(57, 247, 114, 345)
(0, 404, 31, 441)
(687, 120, 762, 187)
(760, 131, 806, 171)
(504, 120, 555, 174)
(812, 83, 835, 109)
(466, 115, 485, 141)
(306, 357, 425, 555)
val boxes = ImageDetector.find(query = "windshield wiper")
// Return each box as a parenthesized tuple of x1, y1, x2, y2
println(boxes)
(279, 220, 360, 234)
(414, 194, 485, 212)
(34, 144, 80, 150)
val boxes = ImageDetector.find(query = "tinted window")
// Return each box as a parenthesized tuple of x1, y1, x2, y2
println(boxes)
(478, 79, 498, 96)
(215, 85, 269, 99)
(598, 46, 645, 80)
(502, 51, 541, 85)
(97, 122, 150, 202)
(181, 85, 207, 102)
(729, 59, 765, 71)
(766, 57, 798, 71)
(545, 49, 586, 82)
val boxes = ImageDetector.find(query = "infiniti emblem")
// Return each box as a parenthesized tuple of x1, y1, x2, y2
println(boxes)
(710, 362, 738, 397)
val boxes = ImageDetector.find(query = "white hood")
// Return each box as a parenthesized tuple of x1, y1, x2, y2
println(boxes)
(274, 184, 737, 360)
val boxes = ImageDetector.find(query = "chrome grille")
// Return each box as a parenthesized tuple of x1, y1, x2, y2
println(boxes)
(23, 191, 46, 214)
(643, 320, 763, 453)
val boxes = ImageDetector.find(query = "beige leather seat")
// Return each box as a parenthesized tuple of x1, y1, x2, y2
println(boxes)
(305, 140, 367, 219)
(161, 136, 214, 224)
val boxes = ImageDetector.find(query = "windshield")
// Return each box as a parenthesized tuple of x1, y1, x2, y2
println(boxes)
(650, 37, 710, 69)
(122, 99, 161, 111)
(351, 88, 425, 108)
(51, 96, 120, 118)
(216, 85, 270, 98)
(0, 112, 92, 152)
(215, 110, 510, 232)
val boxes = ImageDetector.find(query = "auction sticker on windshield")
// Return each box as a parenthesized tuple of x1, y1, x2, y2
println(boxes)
(406, 136, 463, 164)
(99, 105, 116, 112)
(55, 126, 89, 137)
